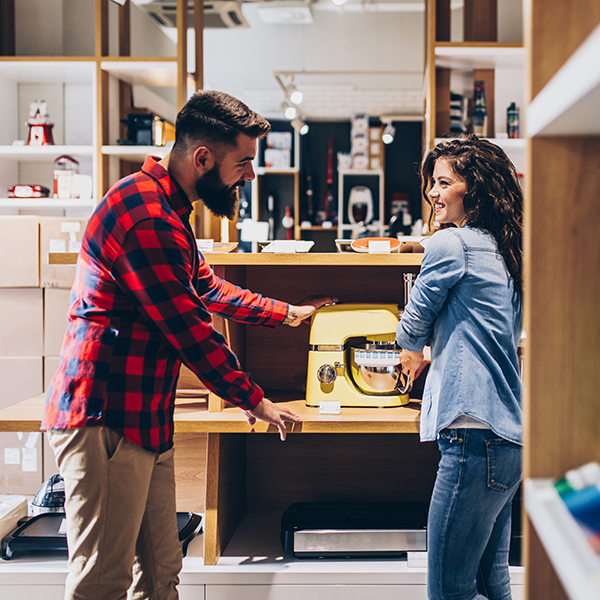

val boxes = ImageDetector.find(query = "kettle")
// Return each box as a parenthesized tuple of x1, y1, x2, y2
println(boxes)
(31, 474, 65, 515)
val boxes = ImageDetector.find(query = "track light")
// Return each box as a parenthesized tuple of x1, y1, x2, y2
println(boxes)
(382, 123, 396, 145)
(288, 83, 303, 105)
(280, 101, 297, 120)
(291, 118, 309, 135)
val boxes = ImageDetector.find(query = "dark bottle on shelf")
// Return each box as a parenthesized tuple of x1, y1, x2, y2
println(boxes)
(507, 102, 520, 138)
(472, 80, 488, 137)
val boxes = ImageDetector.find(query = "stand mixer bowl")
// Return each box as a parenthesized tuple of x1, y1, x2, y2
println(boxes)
(351, 342, 411, 395)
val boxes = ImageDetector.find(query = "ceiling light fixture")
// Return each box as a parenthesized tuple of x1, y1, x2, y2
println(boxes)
(282, 102, 297, 120)
(291, 118, 310, 135)
(288, 83, 303, 105)
(382, 123, 396, 144)
(331, 0, 349, 6)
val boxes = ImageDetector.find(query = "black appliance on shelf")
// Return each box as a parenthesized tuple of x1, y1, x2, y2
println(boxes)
(1, 511, 202, 560)
(281, 501, 428, 559)
(118, 113, 165, 146)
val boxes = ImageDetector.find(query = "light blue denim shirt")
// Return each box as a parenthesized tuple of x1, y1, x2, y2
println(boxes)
(396, 226, 523, 445)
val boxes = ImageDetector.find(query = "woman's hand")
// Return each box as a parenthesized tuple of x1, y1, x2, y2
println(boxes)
(399, 348, 426, 380)
(283, 295, 338, 327)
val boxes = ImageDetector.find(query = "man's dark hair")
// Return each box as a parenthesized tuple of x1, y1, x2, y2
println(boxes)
(173, 90, 271, 158)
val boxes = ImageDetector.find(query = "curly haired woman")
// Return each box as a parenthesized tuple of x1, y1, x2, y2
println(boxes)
(397, 135, 524, 600)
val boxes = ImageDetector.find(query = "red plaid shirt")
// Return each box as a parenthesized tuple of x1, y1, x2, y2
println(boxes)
(42, 156, 288, 453)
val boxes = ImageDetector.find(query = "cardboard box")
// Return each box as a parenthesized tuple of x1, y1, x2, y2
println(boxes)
(44, 288, 70, 356)
(0, 357, 43, 411)
(42, 433, 59, 482)
(0, 432, 44, 495)
(39, 216, 89, 288)
(0, 216, 40, 288)
(44, 356, 60, 392)
(0, 288, 44, 357)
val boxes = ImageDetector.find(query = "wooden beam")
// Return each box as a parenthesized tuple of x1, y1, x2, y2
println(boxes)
(0, 0, 15, 56)
(435, 0, 451, 42)
(96, 0, 109, 57)
(464, 0, 497, 42)
(176, 0, 188, 111)
(118, 0, 131, 57)
(435, 67, 450, 138)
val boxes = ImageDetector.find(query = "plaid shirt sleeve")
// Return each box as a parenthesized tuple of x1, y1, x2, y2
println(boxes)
(112, 217, 267, 410)
(196, 258, 289, 326)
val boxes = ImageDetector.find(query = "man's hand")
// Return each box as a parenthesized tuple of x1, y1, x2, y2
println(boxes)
(283, 295, 338, 327)
(243, 398, 302, 441)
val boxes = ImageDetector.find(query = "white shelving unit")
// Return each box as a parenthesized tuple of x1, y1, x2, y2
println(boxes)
(524, 479, 600, 600)
(0, 60, 96, 217)
(527, 22, 600, 136)
(101, 145, 170, 162)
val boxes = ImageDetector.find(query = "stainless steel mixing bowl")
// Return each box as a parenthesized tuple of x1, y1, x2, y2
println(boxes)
(350, 343, 412, 395)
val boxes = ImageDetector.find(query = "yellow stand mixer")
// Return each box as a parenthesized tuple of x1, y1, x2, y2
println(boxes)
(305, 303, 412, 408)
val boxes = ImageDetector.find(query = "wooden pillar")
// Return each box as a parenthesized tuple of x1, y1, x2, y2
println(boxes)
(118, 0, 131, 57)
(0, 0, 15, 56)
(435, 0, 450, 42)
(435, 67, 450, 138)
(464, 0, 497, 42)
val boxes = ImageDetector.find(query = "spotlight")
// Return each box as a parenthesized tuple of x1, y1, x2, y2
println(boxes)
(331, 0, 349, 5)
(280, 101, 297, 120)
(288, 84, 303, 105)
(291, 118, 309, 135)
(382, 123, 396, 145)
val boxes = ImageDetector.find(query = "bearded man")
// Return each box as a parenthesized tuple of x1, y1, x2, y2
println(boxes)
(42, 90, 333, 600)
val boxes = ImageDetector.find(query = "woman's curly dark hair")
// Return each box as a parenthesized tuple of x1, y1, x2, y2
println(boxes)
(421, 135, 523, 295)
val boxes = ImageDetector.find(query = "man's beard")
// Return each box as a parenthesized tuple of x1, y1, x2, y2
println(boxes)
(194, 164, 241, 220)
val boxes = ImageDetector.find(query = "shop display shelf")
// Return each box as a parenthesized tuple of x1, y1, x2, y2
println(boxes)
(0, 146, 94, 162)
(527, 22, 600, 136)
(0, 198, 95, 209)
(524, 478, 600, 600)
(434, 43, 525, 70)
(101, 145, 170, 161)
(100, 59, 180, 88)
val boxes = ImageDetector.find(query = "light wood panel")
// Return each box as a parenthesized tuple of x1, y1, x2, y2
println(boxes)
(524, 136, 600, 479)
(464, 0, 497, 42)
(204, 433, 246, 565)
(529, 0, 600, 98)
(435, 67, 450, 138)
(173, 432, 207, 513)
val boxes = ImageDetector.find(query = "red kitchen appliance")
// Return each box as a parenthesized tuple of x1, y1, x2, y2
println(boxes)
(26, 100, 55, 146)
(7, 184, 50, 198)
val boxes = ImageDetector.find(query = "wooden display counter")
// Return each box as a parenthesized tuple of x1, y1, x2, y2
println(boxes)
(9, 252, 435, 566)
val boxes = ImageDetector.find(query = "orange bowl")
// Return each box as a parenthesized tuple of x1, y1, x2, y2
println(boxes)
(350, 237, 401, 253)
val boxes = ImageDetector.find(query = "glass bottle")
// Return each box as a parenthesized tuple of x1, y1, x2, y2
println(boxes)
(472, 80, 488, 137)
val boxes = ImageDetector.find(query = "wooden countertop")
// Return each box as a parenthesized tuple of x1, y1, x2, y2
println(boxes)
(0, 393, 421, 434)
(49, 252, 423, 267)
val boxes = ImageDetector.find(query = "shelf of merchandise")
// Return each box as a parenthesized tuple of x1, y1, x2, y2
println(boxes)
(524, 478, 600, 600)
(100, 59, 180, 87)
(0, 146, 94, 161)
(0, 198, 95, 209)
(527, 22, 600, 136)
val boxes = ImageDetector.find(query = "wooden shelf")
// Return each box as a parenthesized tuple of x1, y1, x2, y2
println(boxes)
(0, 198, 95, 209)
(0, 146, 94, 161)
(49, 252, 424, 266)
(524, 478, 600, 600)
(100, 59, 180, 87)
(0, 59, 95, 83)
(0, 393, 422, 435)
(434, 43, 525, 70)
(255, 167, 299, 175)
(101, 145, 170, 161)
(527, 22, 600, 136)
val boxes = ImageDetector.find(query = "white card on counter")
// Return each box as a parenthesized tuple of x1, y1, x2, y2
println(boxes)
(319, 401, 341, 415)
(58, 519, 68, 535)
(407, 551, 427, 568)
(368, 240, 391, 253)
(49, 239, 67, 253)
(196, 239, 214, 253)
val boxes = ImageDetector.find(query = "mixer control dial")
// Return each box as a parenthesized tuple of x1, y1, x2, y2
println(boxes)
(317, 364, 337, 384)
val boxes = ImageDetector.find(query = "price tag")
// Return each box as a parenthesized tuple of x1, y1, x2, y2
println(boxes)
(368, 240, 391, 253)
(319, 401, 341, 415)
(196, 239, 214, 253)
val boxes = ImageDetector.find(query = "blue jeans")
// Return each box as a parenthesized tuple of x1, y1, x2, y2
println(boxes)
(427, 428, 522, 600)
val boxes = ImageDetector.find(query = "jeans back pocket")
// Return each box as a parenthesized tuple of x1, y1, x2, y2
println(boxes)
(485, 438, 522, 492)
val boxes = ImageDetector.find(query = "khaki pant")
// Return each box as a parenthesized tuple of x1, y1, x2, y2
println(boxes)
(48, 427, 182, 600)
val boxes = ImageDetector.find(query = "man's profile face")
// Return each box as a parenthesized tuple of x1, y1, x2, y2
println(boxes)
(195, 133, 257, 219)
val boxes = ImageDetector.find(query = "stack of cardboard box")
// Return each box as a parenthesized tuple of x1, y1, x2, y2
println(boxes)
(0, 215, 88, 496)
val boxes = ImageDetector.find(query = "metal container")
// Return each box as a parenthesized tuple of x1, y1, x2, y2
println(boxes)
(350, 342, 411, 395)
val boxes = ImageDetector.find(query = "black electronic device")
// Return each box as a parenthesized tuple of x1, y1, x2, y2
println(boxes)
(1, 512, 202, 560)
(281, 501, 428, 559)
(118, 113, 165, 146)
